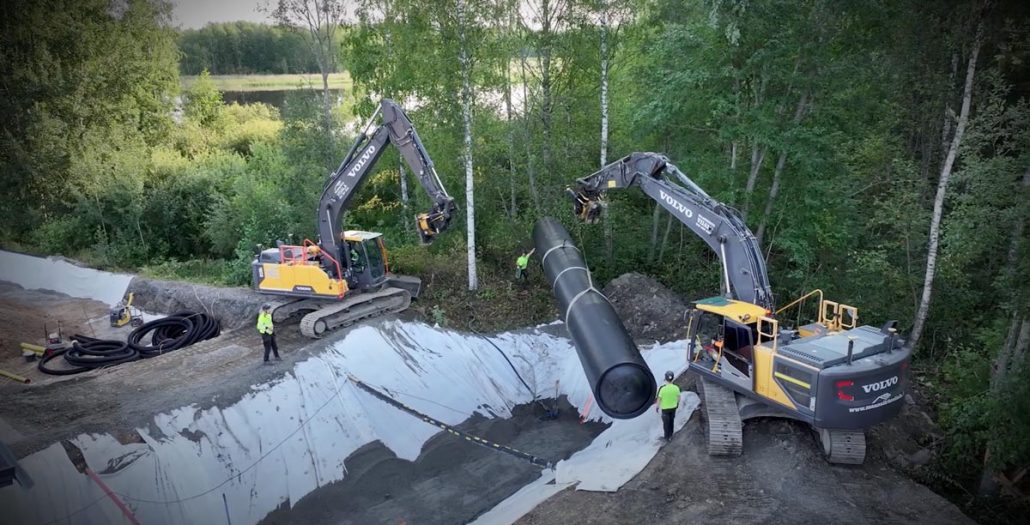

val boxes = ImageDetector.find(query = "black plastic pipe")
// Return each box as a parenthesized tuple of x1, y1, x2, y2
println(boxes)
(533, 217, 657, 419)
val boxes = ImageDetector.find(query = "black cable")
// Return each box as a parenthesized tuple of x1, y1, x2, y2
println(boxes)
(352, 376, 555, 468)
(472, 328, 536, 396)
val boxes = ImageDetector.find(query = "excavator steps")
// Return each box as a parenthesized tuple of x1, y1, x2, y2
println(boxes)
(700, 378, 743, 456)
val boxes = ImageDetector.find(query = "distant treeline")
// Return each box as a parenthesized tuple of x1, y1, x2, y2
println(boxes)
(178, 21, 327, 75)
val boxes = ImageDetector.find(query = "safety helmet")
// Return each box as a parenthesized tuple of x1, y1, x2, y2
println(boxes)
(665, 371, 674, 381)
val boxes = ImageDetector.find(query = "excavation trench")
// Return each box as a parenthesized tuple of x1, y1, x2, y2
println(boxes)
(0, 317, 610, 525)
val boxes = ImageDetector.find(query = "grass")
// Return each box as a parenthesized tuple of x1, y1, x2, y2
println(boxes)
(181, 72, 353, 92)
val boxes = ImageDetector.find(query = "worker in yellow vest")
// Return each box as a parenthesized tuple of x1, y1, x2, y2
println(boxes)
(515, 248, 535, 281)
(655, 370, 681, 441)
(257, 304, 280, 364)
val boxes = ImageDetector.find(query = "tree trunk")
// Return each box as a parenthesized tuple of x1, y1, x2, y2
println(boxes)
(505, 55, 516, 219)
(743, 143, 766, 220)
(754, 90, 808, 244)
(599, 8, 609, 167)
(658, 212, 674, 263)
(755, 91, 808, 245)
(399, 161, 409, 205)
(979, 165, 1030, 496)
(321, 69, 332, 135)
(540, 0, 553, 175)
(909, 30, 982, 352)
(649, 202, 661, 263)
(755, 150, 787, 246)
(520, 52, 541, 212)
(457, 0, 477, 291)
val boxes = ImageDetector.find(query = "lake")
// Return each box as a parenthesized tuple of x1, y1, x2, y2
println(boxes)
(221, 89, 343, 111)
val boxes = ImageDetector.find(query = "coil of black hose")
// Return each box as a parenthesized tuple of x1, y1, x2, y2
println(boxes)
(66, 335, 138, 367)
(129, 311, 221, 358)
(36, 311, 223, 374)
(129, 316, 195, 357)
(152, 311, 220, 347)
(37, 348, 90, 376)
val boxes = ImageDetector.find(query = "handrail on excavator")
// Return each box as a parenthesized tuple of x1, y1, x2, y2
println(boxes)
(775, 289, 824, 316)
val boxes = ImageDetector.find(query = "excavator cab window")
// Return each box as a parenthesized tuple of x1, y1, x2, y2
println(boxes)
(362, 238, 386, 280)
(722, 320, 755, 377)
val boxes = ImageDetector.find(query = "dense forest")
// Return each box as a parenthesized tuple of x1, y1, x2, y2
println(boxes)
(178, 21, 324, 75)
(1, 0, 1028, 519)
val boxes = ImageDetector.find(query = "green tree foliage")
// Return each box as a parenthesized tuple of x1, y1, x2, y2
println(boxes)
(0, 0, 180, 239)
(177, 21, 321, 75)
(3, 0, 1028, 511)
(184, 70, 224, 125)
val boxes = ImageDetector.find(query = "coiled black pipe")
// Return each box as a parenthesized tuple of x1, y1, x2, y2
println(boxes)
(533, 217, 657, 419)
(37, 348, 90, 376)
(37, 311, 221, 375)
(65, 335, 138, 367)
(129, 317, 194, 357)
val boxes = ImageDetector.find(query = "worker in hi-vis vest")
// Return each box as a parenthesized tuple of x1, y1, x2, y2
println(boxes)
(655, 370, 681, 441)
(515, 248, 535, 281)
(257, 304, 280, 364)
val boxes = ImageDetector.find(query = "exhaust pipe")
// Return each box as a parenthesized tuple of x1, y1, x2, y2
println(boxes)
(533, 217, 657, 419)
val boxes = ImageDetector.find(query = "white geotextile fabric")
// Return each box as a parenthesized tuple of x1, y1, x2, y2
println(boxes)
(471, 391, 700, 525)
(0, 250, 132, 305)
(0, 320, 696, 525)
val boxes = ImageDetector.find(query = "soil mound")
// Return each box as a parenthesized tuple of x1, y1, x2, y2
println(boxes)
(127, 277, 265, 329)
(602, 272, 690, 343)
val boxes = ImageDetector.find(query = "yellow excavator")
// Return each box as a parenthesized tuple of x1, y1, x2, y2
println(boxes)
(252, 99, 456, 337)
(568, 152, 910, 463)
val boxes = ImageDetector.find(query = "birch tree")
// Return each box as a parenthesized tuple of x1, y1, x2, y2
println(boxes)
(457, 0, 478, 290)
(269, 0, 348, 138)
(909, 26, 982, 352)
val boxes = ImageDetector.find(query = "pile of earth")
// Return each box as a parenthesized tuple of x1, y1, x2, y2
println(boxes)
(127, 276, 266, 329)
(602, 272, 690, 343)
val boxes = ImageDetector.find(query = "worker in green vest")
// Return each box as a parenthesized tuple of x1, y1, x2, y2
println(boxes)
(655, 370, 682, 441)
(257, 304, 280, 364)
(515, 248, 535, 281)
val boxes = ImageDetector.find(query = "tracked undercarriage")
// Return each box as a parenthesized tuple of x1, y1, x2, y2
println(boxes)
(266, 287, 412, 338)
(699, 378, 867, 464)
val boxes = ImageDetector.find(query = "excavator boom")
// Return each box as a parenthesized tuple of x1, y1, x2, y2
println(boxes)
(569, 152, 773, 309)
(320, 99, 457, 260)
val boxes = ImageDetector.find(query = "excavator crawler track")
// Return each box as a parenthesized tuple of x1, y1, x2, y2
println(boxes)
(700, 378, 743, 456)
(819, 428, 866, 465)
(298, 287, 411, 338)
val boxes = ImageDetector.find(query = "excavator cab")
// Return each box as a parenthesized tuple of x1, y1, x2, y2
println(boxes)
(342, 231, 388, 291)
(687, 297, 766, 392)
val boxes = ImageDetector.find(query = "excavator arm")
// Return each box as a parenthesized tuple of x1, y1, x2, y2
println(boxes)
(319, 99, 457, 260)
(568, 152, 774, 310)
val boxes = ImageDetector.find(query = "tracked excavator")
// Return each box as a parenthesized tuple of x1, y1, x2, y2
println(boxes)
(567, 152, 910, 463)
(252, 99, 456, 338)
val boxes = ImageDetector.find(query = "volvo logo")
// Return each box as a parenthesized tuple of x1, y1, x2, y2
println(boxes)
(346, 144, 377, 178)
(659, 190, 693, 219)
(861, 376, 898, 393)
